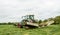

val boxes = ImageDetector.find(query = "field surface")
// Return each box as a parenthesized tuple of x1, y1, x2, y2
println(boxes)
(0, 25, 60, 35)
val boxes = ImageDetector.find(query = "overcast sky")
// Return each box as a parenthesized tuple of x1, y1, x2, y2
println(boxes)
(0, 0, 60, 22)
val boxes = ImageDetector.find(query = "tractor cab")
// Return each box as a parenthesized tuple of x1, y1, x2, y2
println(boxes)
(22, 15, 34, 23)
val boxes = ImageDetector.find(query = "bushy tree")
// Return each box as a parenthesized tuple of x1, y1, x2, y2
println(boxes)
(38, 20, 42, 24)
(54, 16, 60, 24)
(43, 19, 48, 22)
(48, 18, 54, 21)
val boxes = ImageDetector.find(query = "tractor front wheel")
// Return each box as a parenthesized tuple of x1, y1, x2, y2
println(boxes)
(25, 26, 29, 29)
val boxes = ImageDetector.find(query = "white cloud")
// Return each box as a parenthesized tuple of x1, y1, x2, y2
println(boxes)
(0, 0, 60, 22)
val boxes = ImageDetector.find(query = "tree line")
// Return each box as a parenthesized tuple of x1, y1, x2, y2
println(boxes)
(38, 16, 60, 24)
(0, 15, 60, 25)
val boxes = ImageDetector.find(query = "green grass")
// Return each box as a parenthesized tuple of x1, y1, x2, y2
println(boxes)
(0, 25, 60, 35)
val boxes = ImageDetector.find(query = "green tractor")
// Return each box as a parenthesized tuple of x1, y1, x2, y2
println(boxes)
(20, 15, 39, 29)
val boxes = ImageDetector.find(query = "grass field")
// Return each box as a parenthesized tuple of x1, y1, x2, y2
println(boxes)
(0, 24, 60, 35)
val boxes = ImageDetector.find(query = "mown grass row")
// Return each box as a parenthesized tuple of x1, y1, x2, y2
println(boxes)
(0, 24, 60, 35)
